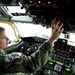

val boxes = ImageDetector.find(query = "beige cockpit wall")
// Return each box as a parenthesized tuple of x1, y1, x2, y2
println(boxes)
(0, 20, 20, 46)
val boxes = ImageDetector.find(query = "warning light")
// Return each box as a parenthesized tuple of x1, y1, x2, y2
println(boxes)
(65, 67, 71, 72)
(48, 61, 53, 65)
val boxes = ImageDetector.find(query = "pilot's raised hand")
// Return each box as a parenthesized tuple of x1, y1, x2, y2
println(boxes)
(48, 18, 64, 43)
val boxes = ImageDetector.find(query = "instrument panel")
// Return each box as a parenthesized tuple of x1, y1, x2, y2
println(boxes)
(22, 36, 47, 55)
(51, 38, 75, 67)
(43, 38, 75, 75)
(22, 37, 75, 75)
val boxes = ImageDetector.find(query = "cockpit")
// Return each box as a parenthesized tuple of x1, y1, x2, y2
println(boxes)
(0, 0, 75, 75)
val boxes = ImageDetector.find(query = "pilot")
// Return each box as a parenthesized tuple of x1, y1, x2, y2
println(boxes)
(0, 18, 64, 74)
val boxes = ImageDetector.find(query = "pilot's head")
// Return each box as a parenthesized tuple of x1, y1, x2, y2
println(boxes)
(0, 27, 9, 50)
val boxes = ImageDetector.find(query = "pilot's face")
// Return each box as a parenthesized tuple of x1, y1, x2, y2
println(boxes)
(0, 31, 9, 49)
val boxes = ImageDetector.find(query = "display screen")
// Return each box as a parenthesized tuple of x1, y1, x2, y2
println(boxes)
(54, 64, 62, 72)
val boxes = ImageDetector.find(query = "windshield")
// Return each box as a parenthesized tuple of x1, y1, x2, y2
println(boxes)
(15, 22, 75, 46)
(14, 22, 64, 38)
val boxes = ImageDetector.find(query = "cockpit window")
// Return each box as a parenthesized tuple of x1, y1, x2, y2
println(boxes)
(14, 22, 75, 46)
(14, 22, 52, 38)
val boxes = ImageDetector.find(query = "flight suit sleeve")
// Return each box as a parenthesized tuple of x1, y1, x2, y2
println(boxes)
(0, 41, 53, 73)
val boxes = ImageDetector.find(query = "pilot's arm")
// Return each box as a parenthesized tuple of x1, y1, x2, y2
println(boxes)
(0, 41, 52, 73)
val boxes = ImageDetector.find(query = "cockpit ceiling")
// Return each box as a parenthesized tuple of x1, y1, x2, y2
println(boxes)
(0, 0, 75, 33)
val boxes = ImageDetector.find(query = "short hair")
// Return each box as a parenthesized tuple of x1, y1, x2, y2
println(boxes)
(0, 27, 5, 31)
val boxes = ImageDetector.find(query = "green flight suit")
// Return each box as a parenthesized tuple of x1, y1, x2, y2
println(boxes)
(0, 41, 53, 75)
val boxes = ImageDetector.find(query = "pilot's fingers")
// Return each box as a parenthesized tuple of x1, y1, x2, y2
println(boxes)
(58, 23, 63, 31)
(51, 18, 56, 29)
(60, 28, 64, 33)
(51, 18, 56, 25)
(51, 18, 61, 31)
(55, 20, 60, 29)
(57, 23, 64, 33)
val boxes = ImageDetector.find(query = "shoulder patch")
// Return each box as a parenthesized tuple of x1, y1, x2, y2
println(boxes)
(4, 56, 13, 63)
